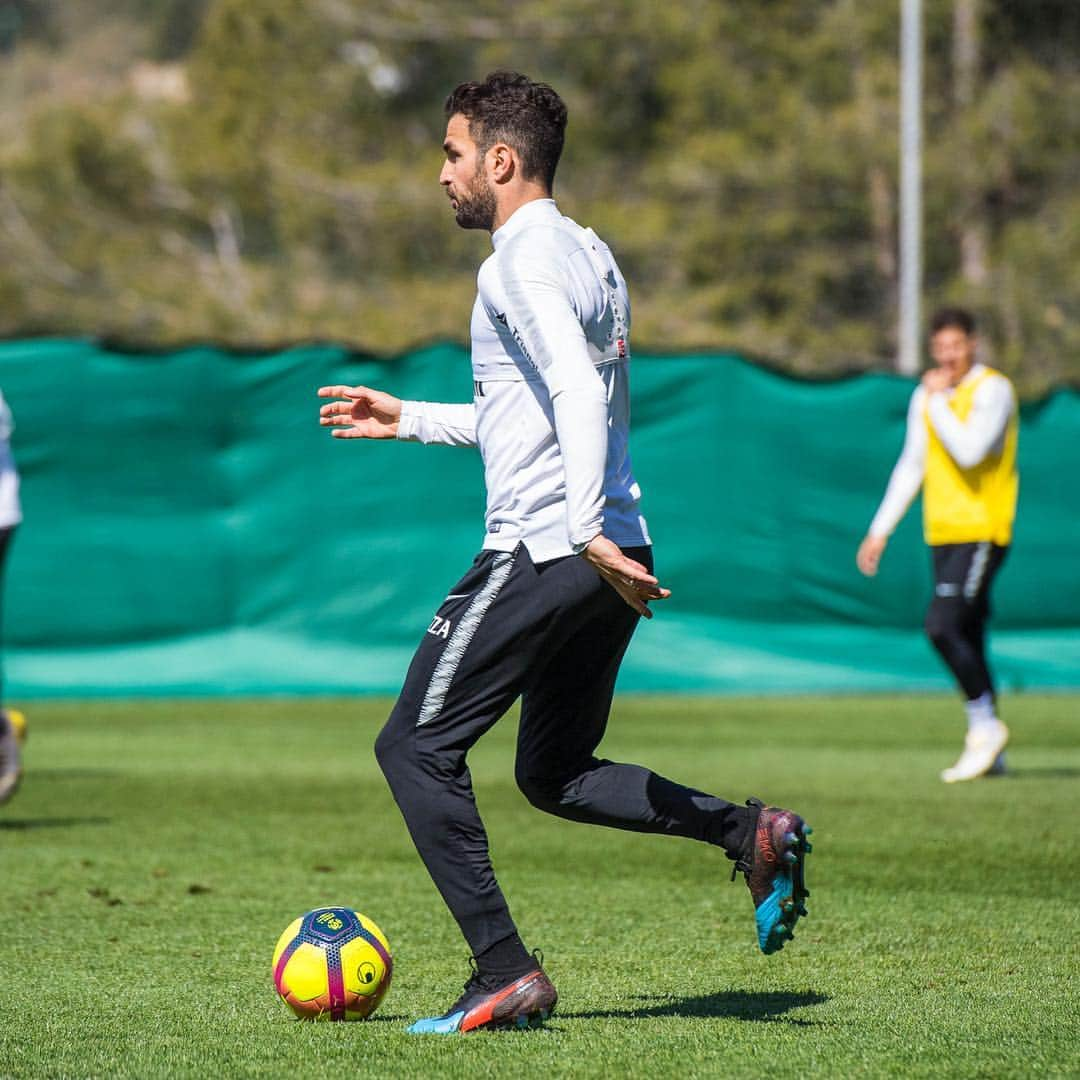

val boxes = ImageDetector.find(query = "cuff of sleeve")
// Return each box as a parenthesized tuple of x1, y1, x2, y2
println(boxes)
(570, 527, 602, 555)
(396, 402, 421, 441)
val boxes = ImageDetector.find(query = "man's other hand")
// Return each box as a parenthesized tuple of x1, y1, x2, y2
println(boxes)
(582, 535, 671, 618)
(921, 368, 951, 394)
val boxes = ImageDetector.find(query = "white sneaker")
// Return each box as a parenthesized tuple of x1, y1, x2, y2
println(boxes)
(987, 751, 1007, 776)
(941, 721, 1009, 783)
(0, 710, 22, 804)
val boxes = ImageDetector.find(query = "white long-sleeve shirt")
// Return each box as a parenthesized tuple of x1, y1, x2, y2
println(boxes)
(397, 199, 650, 562)
(868, 363, 1015, 538)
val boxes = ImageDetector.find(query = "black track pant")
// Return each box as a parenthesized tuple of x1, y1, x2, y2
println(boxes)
(375, 544, 750, 958)
(925, 542, 1008, 701)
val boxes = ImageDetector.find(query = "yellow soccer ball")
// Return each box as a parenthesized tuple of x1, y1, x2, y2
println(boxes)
(272, 907, 392, 1021)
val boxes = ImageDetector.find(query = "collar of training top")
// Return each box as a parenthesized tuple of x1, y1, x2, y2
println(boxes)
(491, 198, 560, 249)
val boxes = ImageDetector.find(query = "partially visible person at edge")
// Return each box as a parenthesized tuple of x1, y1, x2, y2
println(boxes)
(0, 388, 24, 805)
(318, 72, 813, 1035)
(857, 307, 1018, 783)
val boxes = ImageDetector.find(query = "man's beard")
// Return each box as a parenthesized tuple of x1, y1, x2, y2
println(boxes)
(454, 170, 496, 231)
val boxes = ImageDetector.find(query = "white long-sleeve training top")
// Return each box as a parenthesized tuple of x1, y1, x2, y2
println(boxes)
(397, 199, 650, 562)
(868, 363, 1016, 538)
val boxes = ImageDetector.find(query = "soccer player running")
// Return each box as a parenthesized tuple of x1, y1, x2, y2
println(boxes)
(319, 72, 812, 1035)
(857, 308, 1018, 783)
(0, 388, 23, 806)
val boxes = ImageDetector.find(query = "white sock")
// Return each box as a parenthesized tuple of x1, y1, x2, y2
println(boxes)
(965, 691, 999, 732)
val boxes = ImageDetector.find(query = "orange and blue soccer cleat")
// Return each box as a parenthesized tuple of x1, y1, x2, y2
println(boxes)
(407, 962, 557, 1034)
(733, 797, 813, 955)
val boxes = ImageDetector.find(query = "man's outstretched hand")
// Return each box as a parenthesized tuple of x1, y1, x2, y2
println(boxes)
(318, 385, 402, 439)
(582, 535, 671, 618)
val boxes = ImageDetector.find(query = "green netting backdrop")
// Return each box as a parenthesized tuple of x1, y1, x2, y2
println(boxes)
(1, 338, 1077, 697)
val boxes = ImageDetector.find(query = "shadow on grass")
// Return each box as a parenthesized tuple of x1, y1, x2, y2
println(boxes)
(22, 768, 121, 779)
(275, 1013, 412, 1025)
(0, 816, 110, 830)
(1005, 767, 1080, 780)
(563, 989, 828, 1025)
(275, 993, 829, 1031)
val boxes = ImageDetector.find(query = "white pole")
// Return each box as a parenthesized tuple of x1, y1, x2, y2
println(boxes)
(898, 0, 923, 375)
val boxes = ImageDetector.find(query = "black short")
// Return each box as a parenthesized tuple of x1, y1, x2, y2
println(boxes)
(930, 542, 1008, 616)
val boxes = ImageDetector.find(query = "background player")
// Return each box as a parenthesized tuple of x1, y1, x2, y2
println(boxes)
(857, 307, 1018, 782)
(0, 387, 23, 805)
(319, 72, 812, 1034)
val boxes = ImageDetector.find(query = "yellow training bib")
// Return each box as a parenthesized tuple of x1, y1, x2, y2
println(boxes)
(923, 368, 1018, 545)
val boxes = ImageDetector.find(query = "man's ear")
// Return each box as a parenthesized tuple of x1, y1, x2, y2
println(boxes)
(487, 142, 517, 184)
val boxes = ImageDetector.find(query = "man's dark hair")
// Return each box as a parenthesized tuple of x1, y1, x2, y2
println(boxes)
(445, 71, 567, 189)
(930, 306, 976, 336)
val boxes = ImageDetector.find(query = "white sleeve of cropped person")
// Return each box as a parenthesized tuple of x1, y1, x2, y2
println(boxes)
(499, 245, 607, 549)
(0, 392, 12, 443)
(396, 401, 478, 447)
(926, 375, 1015, 469)
(868, 387, 927, 538)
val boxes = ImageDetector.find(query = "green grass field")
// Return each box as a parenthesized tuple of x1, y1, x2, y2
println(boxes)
(1, 694, 1077, 1078)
